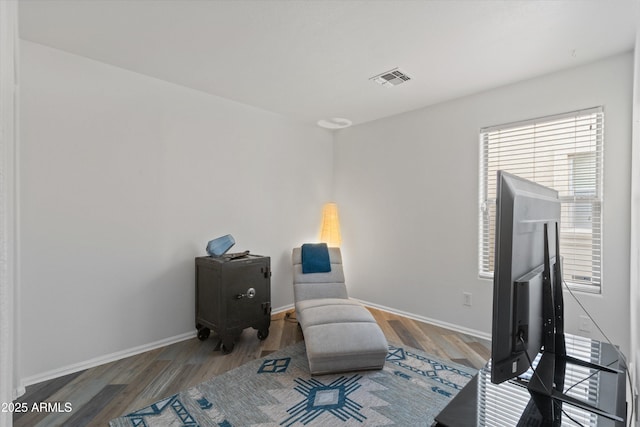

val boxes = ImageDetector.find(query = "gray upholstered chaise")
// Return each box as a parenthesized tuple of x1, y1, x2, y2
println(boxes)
(292, 247, 388, 375)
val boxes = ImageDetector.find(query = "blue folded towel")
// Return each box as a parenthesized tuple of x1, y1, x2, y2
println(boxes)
(301, 243, 331, 274)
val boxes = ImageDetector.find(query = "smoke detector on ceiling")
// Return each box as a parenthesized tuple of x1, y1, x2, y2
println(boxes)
(370, 68, 411, 87)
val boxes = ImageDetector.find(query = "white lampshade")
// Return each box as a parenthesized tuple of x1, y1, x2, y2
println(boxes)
(320, 202, 342, 247)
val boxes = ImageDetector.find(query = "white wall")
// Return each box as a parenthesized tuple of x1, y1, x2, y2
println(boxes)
(334, 53, 634, 355)
(1, 0, 20, 416)
(631, 31, 640, 426)
(19, 41, 333, 382)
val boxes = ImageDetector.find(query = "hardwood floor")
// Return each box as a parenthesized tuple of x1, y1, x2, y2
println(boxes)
(13, 307, 490, 426)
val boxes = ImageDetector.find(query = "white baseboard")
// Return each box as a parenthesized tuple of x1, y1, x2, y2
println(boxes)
(20, 302, 482, 389)
(13, 385, 26, 400)
(21, 305, 296, 388)
(21, 330, 196, 388)
(353, 298, 492, 342)
(272, 304, 294, 314)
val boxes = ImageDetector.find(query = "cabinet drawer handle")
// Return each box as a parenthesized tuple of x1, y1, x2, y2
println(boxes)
(236, 287, 256, 299)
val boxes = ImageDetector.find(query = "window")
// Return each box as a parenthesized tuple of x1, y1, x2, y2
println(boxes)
(479, 107, 604, 293)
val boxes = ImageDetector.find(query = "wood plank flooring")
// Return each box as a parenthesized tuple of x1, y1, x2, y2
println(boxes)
(13, 307, 490, 427)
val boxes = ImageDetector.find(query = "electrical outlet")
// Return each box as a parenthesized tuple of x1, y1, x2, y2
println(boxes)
(579, 315, 592, 332)
(463, 292, 472, 307)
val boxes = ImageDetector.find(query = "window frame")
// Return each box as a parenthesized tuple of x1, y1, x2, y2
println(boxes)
(478, 107, 604, 294)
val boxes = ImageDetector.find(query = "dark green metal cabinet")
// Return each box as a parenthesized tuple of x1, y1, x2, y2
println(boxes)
(195, 255, 271, 354)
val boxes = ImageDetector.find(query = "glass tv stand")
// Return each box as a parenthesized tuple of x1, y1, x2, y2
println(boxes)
(433, 334, 627, 426)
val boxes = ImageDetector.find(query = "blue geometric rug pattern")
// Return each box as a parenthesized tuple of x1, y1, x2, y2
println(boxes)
(386, 345, 474, 391)
(282, 374, 365, 426)
(109, 341, 477, 427)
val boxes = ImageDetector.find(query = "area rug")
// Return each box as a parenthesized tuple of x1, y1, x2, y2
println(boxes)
(109, 341, 476, 427)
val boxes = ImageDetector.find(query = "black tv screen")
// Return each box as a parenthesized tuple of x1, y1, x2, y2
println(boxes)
(491, 171, 561, 384)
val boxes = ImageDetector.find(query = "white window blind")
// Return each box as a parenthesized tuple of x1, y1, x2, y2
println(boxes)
(479, 107, 604, 293)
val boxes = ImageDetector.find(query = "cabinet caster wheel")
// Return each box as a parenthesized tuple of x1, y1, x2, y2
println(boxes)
(197, 327, 210, 341)
(257, 329, 269, 340)
(221, 343, 234, 354)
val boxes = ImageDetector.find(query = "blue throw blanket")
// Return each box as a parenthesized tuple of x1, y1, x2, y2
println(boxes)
(301, 243, 331, 274)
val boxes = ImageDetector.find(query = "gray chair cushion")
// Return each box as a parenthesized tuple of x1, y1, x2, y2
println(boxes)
(297, 304, 376, 328)
(302, 322, 388, 375)
(292, 247, 347, 301)
(294, 282, 348, 302)
(295, 298, 362, 312)
(292, 247, 388, 375)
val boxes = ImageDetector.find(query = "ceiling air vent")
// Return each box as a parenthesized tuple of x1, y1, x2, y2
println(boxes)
(370, 68, 411, 87)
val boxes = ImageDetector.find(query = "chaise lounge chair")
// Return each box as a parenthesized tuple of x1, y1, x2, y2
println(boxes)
(292, 245, 388, 375)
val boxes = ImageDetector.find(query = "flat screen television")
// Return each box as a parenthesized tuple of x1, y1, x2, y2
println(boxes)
(490, 171, 621, 423)
(491, 171, 562, 384)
